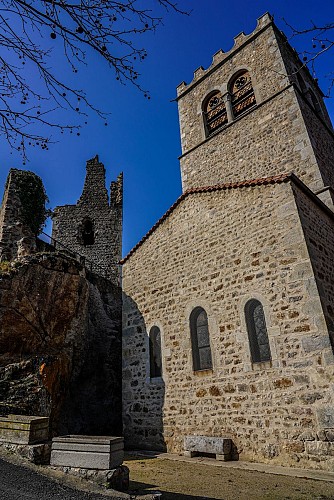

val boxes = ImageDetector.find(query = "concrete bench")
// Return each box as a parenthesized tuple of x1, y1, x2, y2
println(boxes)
(0, 415, 49, 444)
(184, 435, 232, 461)
(50, 435, 124, 470)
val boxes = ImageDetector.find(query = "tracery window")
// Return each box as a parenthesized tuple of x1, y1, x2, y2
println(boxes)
(203, 90, 228, 136)
(230, 70, 256, 118)
(82, 219, 95, 246)
(245, 299, 271, 364)
(149, 326, 162, 378)
(190, 307, 213, 371)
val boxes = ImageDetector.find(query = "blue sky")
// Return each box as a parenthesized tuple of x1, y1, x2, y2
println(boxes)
(0, 0, 333, 256)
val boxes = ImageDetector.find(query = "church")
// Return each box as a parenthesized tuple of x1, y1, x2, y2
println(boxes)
(121, 13, 334, 469)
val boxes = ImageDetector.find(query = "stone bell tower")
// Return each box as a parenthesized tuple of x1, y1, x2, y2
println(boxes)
(176, 13, 334, 207)
(52, 155, 122, 284)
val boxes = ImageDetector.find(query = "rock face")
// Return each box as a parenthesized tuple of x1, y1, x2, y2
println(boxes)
(0, 253, 122, 437)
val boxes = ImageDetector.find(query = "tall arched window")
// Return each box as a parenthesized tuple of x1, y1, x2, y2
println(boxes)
(82, 219, 95, 246)
(203, 90, 228, 136)
(149, 326, 162, 378)
(230, 70, 256, 118)
(245, 299, 271, 363)
(190, 307, 212, 371)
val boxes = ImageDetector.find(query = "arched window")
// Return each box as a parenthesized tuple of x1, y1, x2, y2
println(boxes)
(230, 70, 256, 118)
(245, 299, 271, 363)
(190, 307, 212, 371)
(82, 219, 95, 246)
(149, 326, 162, 378)
(203, 90, 228, 136)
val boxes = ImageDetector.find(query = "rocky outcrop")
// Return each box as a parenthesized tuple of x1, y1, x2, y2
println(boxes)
(0, 252, 122, 437)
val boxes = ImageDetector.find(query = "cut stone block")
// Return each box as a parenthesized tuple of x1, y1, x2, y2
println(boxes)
(0, 415, 49, 444)
(184, 435, 232, 460)
(50, 435, 124, 470)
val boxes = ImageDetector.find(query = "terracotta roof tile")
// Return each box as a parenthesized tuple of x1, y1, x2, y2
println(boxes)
(120, 172, 291, 264)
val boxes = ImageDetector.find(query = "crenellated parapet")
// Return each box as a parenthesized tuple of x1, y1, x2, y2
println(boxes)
(176, 12, 273, 98)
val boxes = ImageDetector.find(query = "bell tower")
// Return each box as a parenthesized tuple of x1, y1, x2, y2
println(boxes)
(176, 13, 334, 206)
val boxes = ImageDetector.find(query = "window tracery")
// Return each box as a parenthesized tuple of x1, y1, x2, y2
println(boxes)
(203, 90, 228, 136)
(230, 71, 256, 118)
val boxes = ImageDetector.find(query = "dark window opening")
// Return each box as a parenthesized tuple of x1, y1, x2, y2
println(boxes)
(149, 326, 162, 378)
(203, 90, 228, 136)
(82, 219, 95, 246)
(230, 70, 256, 118)
(245, 299, 271, 364)
(190, 307, 213, 371)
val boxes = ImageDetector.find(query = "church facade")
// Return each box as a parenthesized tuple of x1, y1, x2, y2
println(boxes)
(121, 13, 334, 469)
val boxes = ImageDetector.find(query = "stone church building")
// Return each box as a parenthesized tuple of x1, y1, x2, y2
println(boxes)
(121, 13, 334, 469)
(1, 12, 334, 471)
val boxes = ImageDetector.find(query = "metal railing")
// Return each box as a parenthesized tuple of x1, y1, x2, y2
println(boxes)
(38, 231, 109, 278)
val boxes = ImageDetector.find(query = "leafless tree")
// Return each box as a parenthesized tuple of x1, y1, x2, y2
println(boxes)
(283, 19, 334, 95)
(0, 1, 187, 161)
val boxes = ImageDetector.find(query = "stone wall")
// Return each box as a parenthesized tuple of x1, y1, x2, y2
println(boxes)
(177, 15, 334, 199)
(122, 177, 334, 469)
(52, 156, 122, 285)
(0, 253, 122, 437)
(293, 182, 334, 356)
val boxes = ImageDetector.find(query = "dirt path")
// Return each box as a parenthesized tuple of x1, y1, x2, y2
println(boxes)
(124, 455, 334, 500)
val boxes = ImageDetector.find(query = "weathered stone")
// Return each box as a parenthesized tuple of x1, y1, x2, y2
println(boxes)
(317, 408, 334, 429)
(0, 440, 51, 465)
(302, 336, 331, 353)
(184, 435, 232, 456)
(51, 435, 124, 470)
(0, 414, 49, 444)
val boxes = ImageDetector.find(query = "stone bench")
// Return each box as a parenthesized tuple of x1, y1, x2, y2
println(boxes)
(50, 435, 124, 470)
(184, 435, 232, 461)
(0, 415, 49, 444)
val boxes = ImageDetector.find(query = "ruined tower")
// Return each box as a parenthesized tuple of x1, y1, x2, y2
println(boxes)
(52, 156, 122, 284)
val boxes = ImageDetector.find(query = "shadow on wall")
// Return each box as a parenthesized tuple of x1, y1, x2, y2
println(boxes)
(122, 292, 166, 452)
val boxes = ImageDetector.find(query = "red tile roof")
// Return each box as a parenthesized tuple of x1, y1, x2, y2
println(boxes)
(120, 173, 291, 264)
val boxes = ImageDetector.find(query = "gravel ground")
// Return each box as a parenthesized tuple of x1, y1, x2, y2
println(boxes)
(124, 455, 334, 500)
(0, 457, 111, 500)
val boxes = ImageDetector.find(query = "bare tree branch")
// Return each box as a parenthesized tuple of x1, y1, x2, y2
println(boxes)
(0, 0, 188, 161)
(283, 18, 334, 96)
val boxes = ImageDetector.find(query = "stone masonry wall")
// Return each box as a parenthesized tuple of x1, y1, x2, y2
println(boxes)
(293, 183, 334, 357)
(122, 179, 334, 469)
(177, 17, 333, 197)
(0, 170, 37, 261)
(52, 156, 122, 285)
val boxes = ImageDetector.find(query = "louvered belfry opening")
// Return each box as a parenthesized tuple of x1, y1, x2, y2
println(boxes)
(203, 90, 228, 136)
(230, 71, 256, 118)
